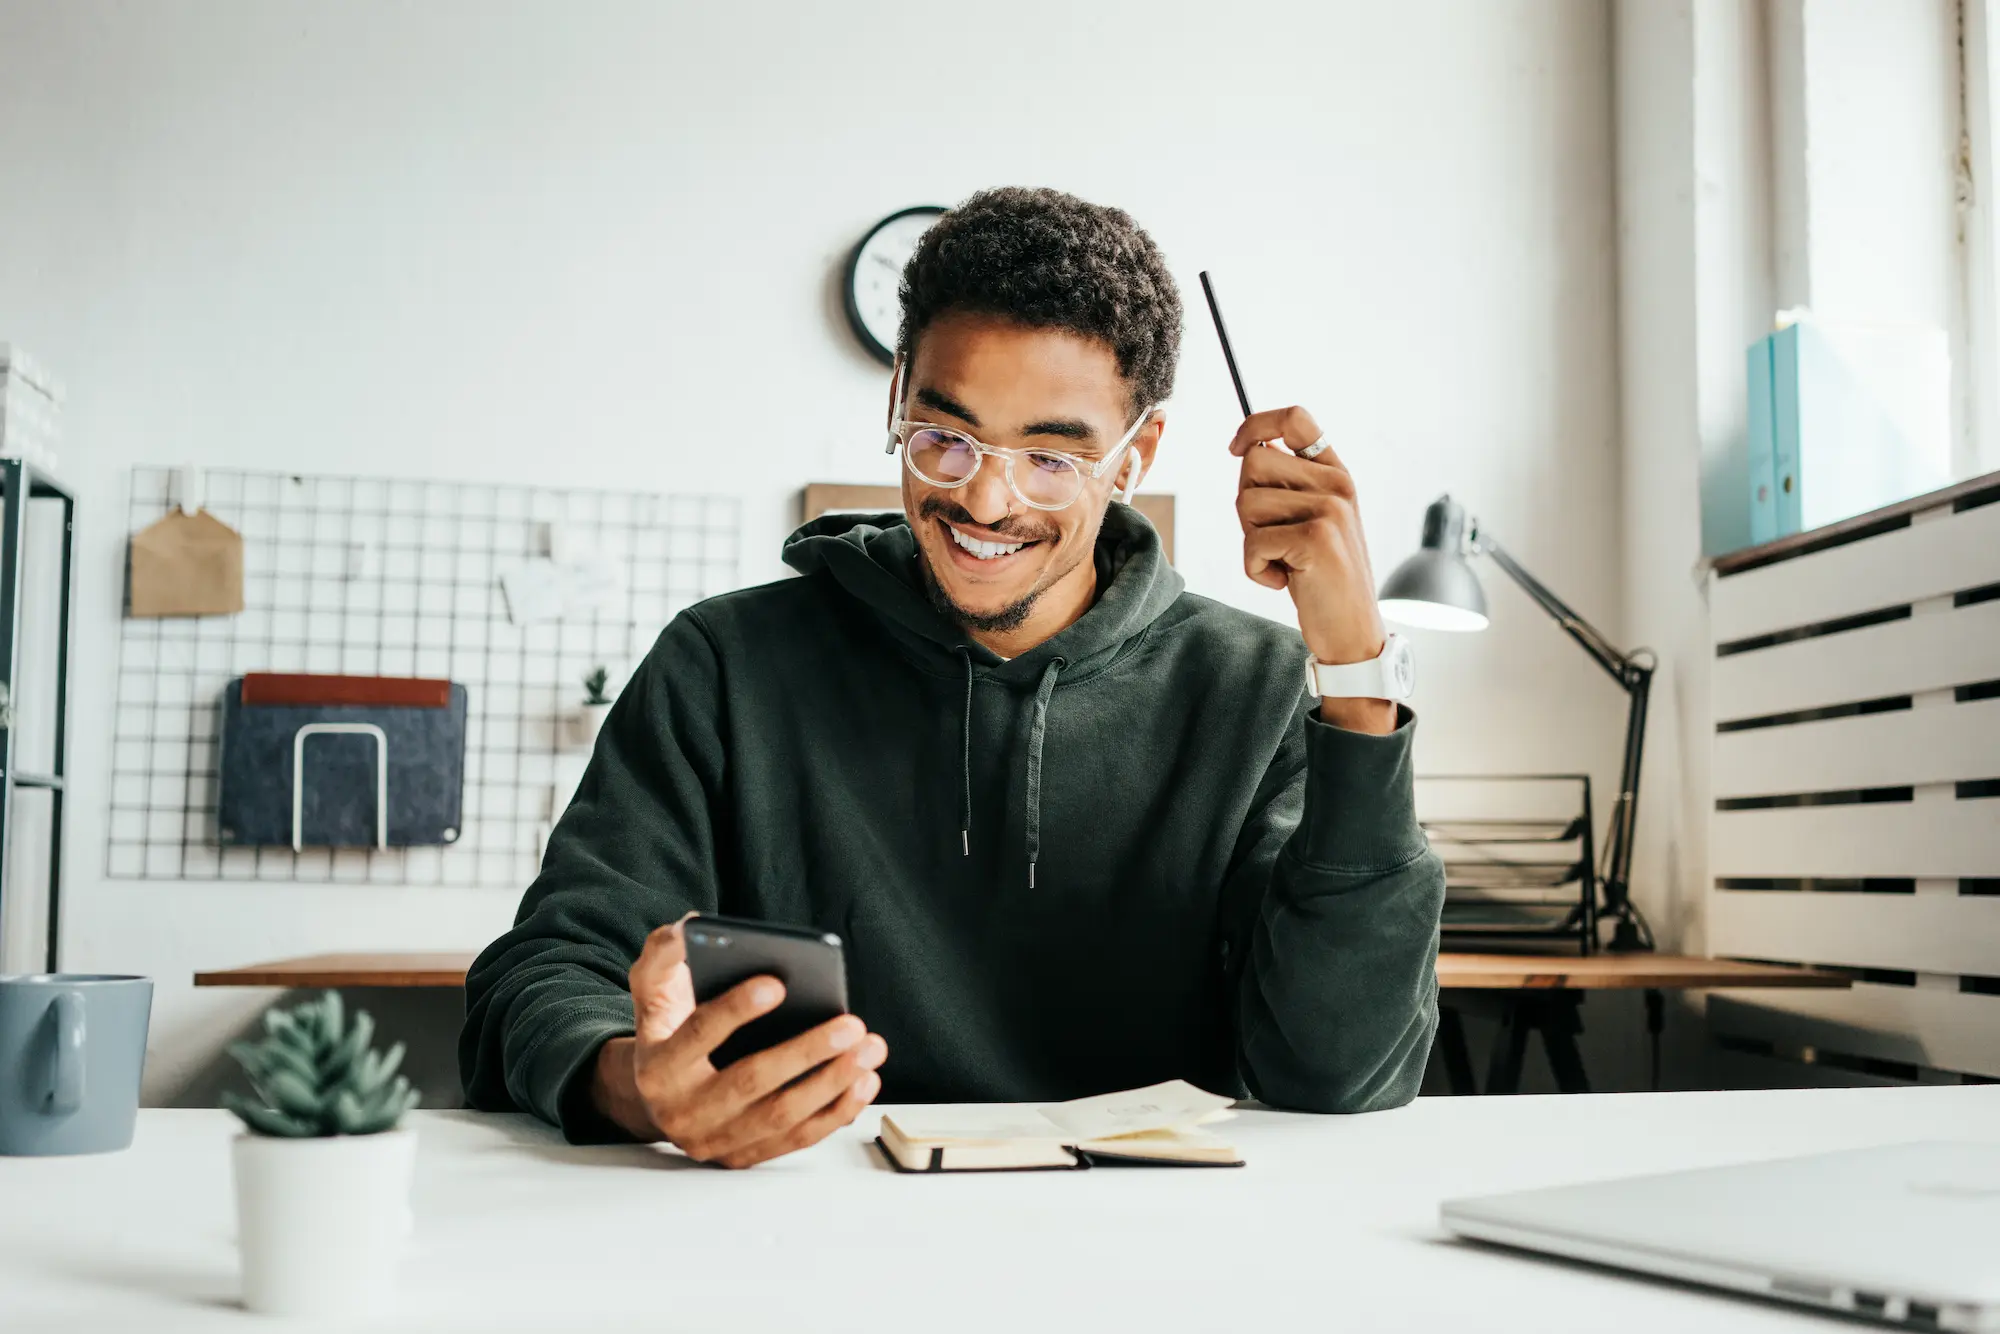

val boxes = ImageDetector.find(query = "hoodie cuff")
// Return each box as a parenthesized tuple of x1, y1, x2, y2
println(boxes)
(1295, 705, 1429, 873)
(517, 998, 638, 1144)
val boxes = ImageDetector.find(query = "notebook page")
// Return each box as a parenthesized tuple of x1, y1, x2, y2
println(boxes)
(1039, 1080, 1235, 1141)
(880, 1105, 1064, 1144)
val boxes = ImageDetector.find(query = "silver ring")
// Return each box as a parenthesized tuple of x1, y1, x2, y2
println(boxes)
(1297, 439, 1332, 460)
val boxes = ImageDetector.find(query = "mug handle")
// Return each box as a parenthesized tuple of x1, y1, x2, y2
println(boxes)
(48, 990, 85, 1114)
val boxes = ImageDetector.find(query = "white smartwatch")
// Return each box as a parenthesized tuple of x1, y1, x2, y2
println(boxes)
(1306, 633, 1416, 701)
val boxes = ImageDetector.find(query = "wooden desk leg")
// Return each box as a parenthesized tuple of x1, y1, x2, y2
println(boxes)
(1437, 1005, 1478, 1095)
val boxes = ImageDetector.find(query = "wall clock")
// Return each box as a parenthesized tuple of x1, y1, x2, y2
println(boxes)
(843, 205, 946, 366)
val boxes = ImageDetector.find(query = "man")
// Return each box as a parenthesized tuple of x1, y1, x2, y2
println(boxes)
(460, 187, 1445, 1168)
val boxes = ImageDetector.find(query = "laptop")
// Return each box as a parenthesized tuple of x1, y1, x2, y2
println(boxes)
(1440, 1143, 2000, 1331)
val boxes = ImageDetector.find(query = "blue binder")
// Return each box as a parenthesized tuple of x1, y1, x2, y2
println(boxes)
(1770, 325, 1803, 537)
(1746, 338, 1779, 545)
(1746, 320, 1949, 543)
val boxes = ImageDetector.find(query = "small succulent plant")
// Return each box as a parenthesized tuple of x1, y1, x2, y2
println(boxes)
(223, 991, 419, 1137)
(582, 666, 612, 705)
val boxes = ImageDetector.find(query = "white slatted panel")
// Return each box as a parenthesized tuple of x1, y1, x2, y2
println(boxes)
(1710, 491, 2000, 1084)
(1712, 802, 1999, 878)
(1713, 697, 2000, 798)
(1712, 600, 2000, 722)
(1712, 501, 2000, 641)
(1709, 889, 2000, 976)
(1709, 989, 2000, 1080)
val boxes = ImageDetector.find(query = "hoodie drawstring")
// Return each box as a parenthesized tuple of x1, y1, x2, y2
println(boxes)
(952, 650, 1065, 887)
(1024, 657, 1065, 889)
(955, 648, 973, 857)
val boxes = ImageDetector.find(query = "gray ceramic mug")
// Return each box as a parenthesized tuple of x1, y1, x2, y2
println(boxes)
(0, 974, 153, 1155)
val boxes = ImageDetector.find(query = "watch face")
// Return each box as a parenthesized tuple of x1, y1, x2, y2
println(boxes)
(1388, 636, 1416, 697)
(844, 206, 946, 365)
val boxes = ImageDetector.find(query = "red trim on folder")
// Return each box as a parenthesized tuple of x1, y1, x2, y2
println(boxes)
(240, 674, 450, 709)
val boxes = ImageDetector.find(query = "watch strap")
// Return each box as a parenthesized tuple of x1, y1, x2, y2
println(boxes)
(1305, 636, 1413, 701)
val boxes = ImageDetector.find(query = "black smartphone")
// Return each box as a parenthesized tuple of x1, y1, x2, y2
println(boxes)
(681, 914, 850, 1069)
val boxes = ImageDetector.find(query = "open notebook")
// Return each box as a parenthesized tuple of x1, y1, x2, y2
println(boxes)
(875, 1080, 1244, 1172)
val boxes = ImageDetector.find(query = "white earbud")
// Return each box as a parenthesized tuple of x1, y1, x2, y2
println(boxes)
(1120, 455, 1146, 504)
(1116, 407, 1157, 503)
(884, 356, 907, 455)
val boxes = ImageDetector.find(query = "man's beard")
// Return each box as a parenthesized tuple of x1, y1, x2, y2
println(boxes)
(918, 555, 1042, 633)
(913, 496, 1058, 634)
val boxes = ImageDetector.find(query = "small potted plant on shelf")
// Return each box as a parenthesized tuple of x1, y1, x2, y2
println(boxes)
(224, 991, 421, 1317)
(576, 664, 615, 749)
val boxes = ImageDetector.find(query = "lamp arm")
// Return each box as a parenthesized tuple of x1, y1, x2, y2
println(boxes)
(1477, 537, 1635, 684)
(1598, 661, 1654, 948)
(1473, 528, 1656, 950)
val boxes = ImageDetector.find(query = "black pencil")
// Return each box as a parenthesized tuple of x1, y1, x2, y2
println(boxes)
(1198, 270, 1253, 418)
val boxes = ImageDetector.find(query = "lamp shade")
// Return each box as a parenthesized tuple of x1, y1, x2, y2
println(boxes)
(1377, 495, 1490, 632)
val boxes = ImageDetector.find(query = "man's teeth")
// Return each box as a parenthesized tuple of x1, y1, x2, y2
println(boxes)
(947, 524, 1029, 561)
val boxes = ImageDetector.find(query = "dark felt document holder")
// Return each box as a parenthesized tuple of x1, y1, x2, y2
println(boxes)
(217, 673, 469, 849)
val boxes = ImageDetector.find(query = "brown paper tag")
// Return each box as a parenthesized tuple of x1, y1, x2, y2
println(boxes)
(128, 510, 245, 617)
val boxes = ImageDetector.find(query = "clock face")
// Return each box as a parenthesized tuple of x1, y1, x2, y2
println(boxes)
(844, 206, 947, 366)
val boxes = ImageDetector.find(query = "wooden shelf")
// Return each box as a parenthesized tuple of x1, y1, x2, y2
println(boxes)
(193, 950, 1851, 994)
(1711, 469, 2000, 576)
(195, 952, 477, 989)
(1438, 953, 1850, 991)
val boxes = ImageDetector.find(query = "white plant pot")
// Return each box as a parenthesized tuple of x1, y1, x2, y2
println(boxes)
(574, 701, 614, 750)
(233, 1128, 417, 1317)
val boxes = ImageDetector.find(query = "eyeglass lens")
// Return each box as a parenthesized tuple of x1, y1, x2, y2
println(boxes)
(904, 428, 1084, 507)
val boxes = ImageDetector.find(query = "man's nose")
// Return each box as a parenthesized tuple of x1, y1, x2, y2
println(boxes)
(958, 457, 1016, 525)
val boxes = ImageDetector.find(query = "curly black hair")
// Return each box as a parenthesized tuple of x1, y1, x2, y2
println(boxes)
(896, 187, 1183, 413)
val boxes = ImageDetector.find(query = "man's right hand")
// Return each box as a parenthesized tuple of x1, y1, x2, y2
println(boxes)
(589, 920, 888, 1168)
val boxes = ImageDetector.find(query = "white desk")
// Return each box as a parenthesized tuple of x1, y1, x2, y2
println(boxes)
(3, 1085, 1994, 1332)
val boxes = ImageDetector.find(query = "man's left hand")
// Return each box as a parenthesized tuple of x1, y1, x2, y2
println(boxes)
(1230, 405, 1396, 735)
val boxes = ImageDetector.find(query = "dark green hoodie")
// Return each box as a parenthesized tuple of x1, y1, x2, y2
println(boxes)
(460, 503, 1444, 1138)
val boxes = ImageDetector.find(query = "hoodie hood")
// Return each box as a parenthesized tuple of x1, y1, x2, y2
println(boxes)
(783, 501, 1186, 885)
(781, 500, 1185, 680)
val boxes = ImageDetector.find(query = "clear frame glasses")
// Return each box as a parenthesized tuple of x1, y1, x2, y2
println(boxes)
(885, 406, 1157, 511)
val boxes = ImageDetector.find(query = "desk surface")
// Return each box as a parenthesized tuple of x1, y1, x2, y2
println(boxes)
(3, 1086, 1991, 1332)
(193, 950, 1851, 992)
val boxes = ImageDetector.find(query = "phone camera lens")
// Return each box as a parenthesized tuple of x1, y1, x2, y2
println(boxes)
(711, 934, 730, 947)
(689, 931, 708, 946)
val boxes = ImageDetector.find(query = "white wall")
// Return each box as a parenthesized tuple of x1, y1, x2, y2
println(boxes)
(0, 0, 1622, 1101)
(1613, 0, 1701, 970)
(1614, 0, 1786, 953)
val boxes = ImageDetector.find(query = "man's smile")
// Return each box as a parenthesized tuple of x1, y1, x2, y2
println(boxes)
(937, 517, 1047, 569)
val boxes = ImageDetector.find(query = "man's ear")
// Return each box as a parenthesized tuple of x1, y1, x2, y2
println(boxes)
(1121, 413, 1164, 501)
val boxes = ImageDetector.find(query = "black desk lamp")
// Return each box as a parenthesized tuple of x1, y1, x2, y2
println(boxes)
(1379, 495, 1656, 952)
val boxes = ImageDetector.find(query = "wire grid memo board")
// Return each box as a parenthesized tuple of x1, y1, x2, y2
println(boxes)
(108, 467, 741, 886)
